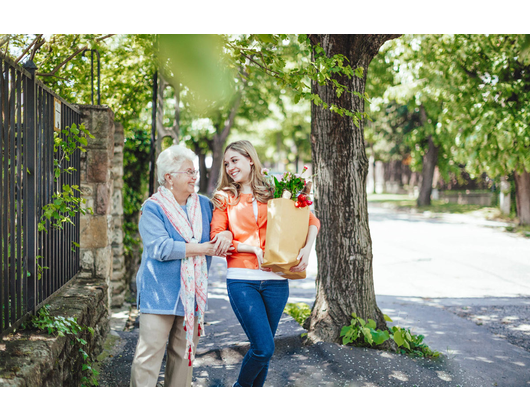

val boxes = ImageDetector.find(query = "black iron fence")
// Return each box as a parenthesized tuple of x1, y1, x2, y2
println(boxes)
(1, 53, 81, 335)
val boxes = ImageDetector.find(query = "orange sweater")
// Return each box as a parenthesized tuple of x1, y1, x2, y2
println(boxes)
(210, 193, 321, 270)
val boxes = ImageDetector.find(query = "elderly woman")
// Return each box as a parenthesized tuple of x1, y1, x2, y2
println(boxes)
(130, 144, 233, 387)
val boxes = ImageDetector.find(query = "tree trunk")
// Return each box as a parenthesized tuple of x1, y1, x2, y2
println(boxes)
(307, 34, 399, 345)
(416, 104, 438, 206)
(417, 134, 439, 206)
(195, 141, 209, 194)
(514, 169, 530, 225)
(207, 134, 226, 195)
(206, 88, 245, 195)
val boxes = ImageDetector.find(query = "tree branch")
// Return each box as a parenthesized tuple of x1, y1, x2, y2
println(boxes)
(15, 34, 42, 64)
(36, 34, 115, 77)
(0, 35, 11, 49)
(36, 46, 87, 77)
(219, 72, 249, 141)
(30, 35, 47, 61)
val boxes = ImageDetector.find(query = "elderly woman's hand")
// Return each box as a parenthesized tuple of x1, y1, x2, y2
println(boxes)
(212, 231, 234, 257)
(186, 239, 233, 258)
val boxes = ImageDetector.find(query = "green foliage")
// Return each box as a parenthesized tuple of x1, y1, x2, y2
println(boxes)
(22, 305, 99, 386)
(284, 302, 311, 326)
(227, 34, 368, 126)
(38, 123, 93, 235)
(391, 325, 440, 358)
(368, 34, 530, 186)
(34, 124, 94, 282)
(3, 34, 157, 134)
(340, 312, 440, 359)
(122, 129, 151, 255)
(340, 312, 391, 347)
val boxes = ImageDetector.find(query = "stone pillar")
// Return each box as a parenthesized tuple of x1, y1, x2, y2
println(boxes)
(110, 122, 127, 307)
(78, 105, 115, 312)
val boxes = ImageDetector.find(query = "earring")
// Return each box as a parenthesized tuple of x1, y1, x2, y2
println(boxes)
(170, 184, 174, 190)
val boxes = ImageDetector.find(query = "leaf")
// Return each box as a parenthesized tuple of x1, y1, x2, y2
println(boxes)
(354, 66, 364, 78)
(393, 330, 405, 347)
(366, 319, 377, 329)
(298, 34, 308, 44)
(384, 314, 393, 322)
(362, 327, 373, 345)
(340, 326, 351, 337)
(372, 330, 390, 345)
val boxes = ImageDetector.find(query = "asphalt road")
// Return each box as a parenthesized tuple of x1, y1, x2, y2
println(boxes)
(98, 203, 530, 387)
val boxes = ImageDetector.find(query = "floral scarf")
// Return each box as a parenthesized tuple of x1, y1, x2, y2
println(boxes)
(148, 186, 208, 365)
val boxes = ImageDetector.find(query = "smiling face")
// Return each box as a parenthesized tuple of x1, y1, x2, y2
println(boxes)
(166, 159, 197, 196)
(224, 149, 253, 185)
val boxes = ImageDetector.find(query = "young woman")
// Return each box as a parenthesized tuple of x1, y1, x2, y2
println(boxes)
(210, 140, 320, 387)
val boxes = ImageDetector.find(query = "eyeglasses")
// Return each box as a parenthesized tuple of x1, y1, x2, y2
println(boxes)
(170, 169, 199, 178)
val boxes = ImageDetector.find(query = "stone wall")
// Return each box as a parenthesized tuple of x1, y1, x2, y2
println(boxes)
(78, 105, 126, 308)
(110, 123, 126, 307)
(0, 277, 109, 386)
(0, 104, 127, 387)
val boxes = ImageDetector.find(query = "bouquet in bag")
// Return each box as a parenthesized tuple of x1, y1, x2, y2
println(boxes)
(261, 166, 315, 280)
(268, 166, 314, 207)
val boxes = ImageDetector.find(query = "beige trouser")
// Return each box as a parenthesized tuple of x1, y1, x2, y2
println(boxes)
(130, 314, 200, 387)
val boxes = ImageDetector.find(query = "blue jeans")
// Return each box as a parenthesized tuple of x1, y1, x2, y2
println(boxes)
(227, 279, 289, 387)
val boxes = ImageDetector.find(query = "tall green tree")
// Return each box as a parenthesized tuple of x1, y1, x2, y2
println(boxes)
(369, 35, 459, 206)
(305, 35, 400, 343)
(436, 34, 530, 224)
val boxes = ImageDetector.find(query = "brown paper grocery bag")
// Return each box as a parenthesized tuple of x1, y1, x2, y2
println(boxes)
(262, 198, 309, 280)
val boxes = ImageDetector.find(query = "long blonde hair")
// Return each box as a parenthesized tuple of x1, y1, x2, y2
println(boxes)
(212, 140, 273, 210)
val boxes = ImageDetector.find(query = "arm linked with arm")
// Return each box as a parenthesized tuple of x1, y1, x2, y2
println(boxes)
(211, 206, 239, 253)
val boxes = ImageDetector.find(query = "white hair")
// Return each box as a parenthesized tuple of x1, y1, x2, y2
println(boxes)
(156, 144, 197, 186)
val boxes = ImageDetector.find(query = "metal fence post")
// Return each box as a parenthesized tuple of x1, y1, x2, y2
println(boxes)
(23, 59, 38, 314)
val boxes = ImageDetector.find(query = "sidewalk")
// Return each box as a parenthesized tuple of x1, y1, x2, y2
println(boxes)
(98, 257, 530, 387)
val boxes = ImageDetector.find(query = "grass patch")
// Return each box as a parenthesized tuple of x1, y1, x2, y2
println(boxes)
(368, 193, 493, 215)
(504, 224, 530, 237)
(284, 302, 311, 326)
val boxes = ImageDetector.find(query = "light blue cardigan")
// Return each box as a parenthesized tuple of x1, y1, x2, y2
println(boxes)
(136, 195, 213, 316)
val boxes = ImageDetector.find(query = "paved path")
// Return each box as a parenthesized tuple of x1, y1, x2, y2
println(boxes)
(368, 206, 530, 298)
(98, 204, 530, 387)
